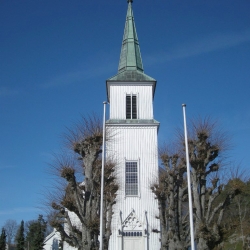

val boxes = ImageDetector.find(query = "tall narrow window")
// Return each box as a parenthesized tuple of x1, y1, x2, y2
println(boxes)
(125, 162, 138, 195)
(132, 95, 137, 119)
(126, 95, 131, 119)
(126, 95, 137, 119)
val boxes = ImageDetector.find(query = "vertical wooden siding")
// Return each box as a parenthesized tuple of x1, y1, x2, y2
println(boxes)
(107, 125, 161, 250)
(109, 85, 153, 120)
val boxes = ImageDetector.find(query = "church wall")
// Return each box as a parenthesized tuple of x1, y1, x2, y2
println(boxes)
(106, 125, 161, 250)
(109, 85, 153, 120)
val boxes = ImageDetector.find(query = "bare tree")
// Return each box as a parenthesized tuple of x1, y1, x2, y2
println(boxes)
(48, 116, 118, 250)
(4, 219, 18, 246)
(152, 118, 242, 250)
(151, 146, 189, 249)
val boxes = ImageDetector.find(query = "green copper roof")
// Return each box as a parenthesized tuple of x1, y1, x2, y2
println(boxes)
(108, 1, 156, 82)
(118, 0, 143, 73)
(108, 70, 155, 81)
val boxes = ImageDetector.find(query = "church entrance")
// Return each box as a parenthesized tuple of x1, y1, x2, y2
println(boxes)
(124, 237, 144, 250)
(123, 231, 144, 250)
(120, 210, 146, 250)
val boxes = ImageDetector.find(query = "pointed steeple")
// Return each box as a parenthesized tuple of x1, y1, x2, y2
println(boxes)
(107, 0, 155, 82)
(118, 0, 143, 73)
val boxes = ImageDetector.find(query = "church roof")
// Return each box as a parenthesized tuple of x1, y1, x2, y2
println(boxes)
(108, 0, 156, 82)
(118, 0, 143, 73)
(108, 70, 155, 82)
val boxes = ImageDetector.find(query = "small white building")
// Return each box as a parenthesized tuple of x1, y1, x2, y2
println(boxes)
(44, 210, 82, 250)
(43, 229, 61, 250)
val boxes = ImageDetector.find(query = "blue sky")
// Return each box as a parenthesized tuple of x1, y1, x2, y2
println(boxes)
(0, 0, 250, 228)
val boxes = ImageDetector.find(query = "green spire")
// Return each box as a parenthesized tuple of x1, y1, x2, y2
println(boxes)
(118, 0, 143, 73)
(108, 0, 155, 82)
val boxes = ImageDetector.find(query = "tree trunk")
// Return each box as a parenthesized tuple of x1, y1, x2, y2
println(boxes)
(168, 239, 185, 250)
(197, 237, 209, 250)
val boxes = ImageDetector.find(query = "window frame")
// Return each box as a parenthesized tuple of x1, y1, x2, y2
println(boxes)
(125, 160, 140, 197)
(126, 93, 138, 119)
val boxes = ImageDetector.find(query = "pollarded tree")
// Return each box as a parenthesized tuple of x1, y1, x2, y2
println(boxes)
(151, 147, 189, 249)
(49, 116, 118, 250)
(187, 119, 234, 249)
(152, 118, 241, 250)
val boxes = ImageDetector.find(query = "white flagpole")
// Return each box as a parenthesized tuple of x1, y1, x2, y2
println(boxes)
(100, 101, 107, 250)
(182, 104, 195, 250)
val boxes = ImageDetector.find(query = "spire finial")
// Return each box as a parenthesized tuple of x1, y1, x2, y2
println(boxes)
(127, 0, 133, 3)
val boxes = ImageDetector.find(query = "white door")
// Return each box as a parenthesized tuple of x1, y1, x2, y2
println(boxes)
(124, 237, 144, 250)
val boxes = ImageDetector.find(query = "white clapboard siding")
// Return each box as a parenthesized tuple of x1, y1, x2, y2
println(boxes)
(107, 125, 161, 250)
(109, 84, 154, 120)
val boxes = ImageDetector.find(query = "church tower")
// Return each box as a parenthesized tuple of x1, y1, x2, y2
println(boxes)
(106, 1, 161, 249)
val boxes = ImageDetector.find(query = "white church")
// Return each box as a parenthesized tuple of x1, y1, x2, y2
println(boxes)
(44, 0, 161, 249)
